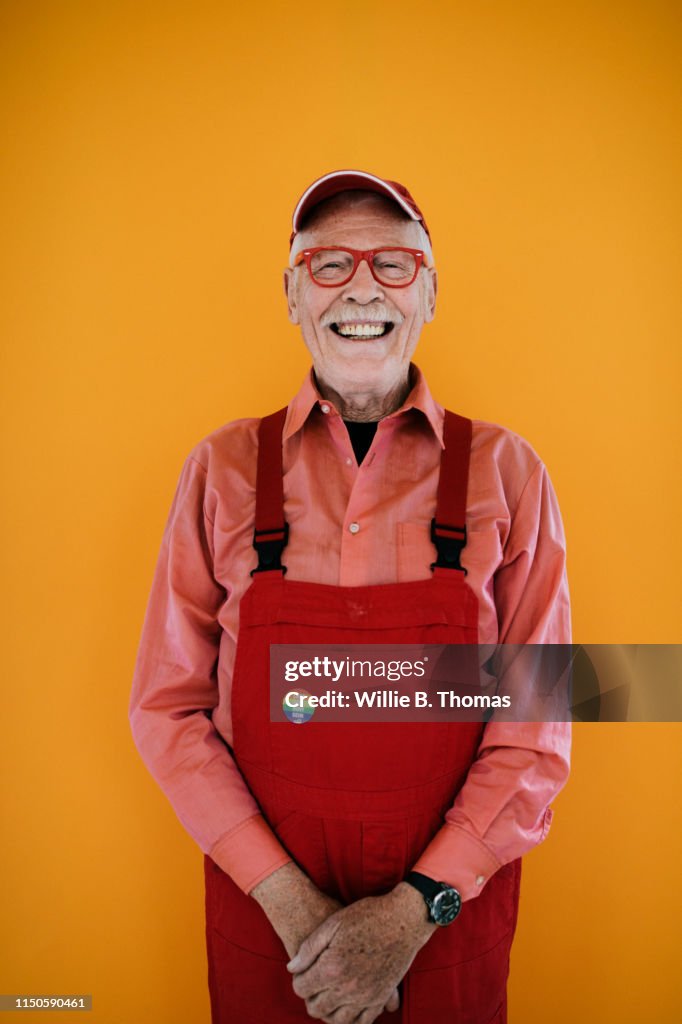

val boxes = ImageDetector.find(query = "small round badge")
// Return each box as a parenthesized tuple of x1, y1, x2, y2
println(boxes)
(283, 689, 315, 724)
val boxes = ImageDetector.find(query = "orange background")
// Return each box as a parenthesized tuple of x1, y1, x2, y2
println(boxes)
(2, 2, 681, 1021)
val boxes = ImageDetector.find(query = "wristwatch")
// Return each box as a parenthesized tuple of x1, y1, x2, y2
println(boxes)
(404, 871, 462, 926)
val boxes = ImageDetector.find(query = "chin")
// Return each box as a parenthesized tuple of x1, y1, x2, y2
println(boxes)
(333, 359, 400, 390)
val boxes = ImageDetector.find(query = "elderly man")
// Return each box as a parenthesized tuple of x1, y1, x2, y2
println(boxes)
(130, 170, 571, 1024)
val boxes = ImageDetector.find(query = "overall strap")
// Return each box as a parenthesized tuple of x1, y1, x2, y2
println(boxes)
(431, 410, 472, 574)
(251, 406, 289, 575)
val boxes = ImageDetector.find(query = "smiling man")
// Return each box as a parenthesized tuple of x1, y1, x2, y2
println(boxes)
(130, 170, 571, 1024)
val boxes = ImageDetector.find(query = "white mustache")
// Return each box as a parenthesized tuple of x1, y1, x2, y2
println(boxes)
(320, 304, 404, 327)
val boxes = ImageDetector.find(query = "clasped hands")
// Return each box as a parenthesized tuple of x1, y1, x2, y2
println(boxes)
(288, 890, 415, 1024)
(251, 863, 437, 1024)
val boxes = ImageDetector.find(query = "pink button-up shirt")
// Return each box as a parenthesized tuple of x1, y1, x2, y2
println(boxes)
(129, 364, 571, 900)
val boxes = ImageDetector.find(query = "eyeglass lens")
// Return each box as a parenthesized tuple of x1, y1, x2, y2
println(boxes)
(309, 249, 417, 285)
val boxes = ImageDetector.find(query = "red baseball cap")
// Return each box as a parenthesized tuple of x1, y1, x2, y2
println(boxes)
(289, 169, 431, 248)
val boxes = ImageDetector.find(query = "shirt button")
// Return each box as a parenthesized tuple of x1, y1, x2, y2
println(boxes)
(348, 522, 360, 534)
(345, 457, 353, 466)
(320, 403, 331, 414)
(476, 875, 485, 886)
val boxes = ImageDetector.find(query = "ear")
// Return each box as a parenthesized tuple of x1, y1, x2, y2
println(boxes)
(423, 267, 437, 323)
(283, 268, 300, 324)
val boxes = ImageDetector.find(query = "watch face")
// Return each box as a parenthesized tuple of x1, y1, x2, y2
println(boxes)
(431, 886, 462, 925)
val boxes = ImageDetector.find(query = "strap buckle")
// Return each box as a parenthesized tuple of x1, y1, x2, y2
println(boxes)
(430, 518, 467, 574)
(250, 523, 289, 576)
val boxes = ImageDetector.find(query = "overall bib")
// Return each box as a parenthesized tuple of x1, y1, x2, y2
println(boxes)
(204, 407, 522, 1024)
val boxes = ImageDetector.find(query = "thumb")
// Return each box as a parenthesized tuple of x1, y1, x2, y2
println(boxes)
(385, 987, 401, 1013)
(286, 918, 335, 974)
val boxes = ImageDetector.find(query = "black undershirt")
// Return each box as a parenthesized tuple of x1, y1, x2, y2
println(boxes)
(343, 420, 378, 465)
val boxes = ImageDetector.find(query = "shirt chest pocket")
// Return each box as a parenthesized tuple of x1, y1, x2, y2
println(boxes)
(396, 521, 437, 582)
(398, 520, 503, 594)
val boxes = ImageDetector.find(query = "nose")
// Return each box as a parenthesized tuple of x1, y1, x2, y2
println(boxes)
(340, 257, 385, 304)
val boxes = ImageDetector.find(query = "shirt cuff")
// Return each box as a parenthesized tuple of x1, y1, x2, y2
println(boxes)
(208, 814, 293, 895)
(410, 822, 502, 901)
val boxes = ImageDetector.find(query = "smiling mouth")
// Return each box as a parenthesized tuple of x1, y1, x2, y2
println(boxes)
(329, 322, 395, 339)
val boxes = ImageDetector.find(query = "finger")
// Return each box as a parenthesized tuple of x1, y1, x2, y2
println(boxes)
(321, 1005, 357, 1024)
(352, 1004, 386, 1024)
(288, 918, 336, 974)
(384, 987, 401, 1012)
(305, 989, 344, 1020)
(292, 969, 327, 1001)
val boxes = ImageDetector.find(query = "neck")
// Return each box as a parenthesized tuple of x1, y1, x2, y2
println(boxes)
(314, 368, 412, 422)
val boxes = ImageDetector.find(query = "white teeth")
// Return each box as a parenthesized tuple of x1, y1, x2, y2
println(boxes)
(336, 323, 387, 338)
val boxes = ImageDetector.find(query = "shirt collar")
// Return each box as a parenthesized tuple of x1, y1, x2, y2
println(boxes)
(283, 362, 445, 448)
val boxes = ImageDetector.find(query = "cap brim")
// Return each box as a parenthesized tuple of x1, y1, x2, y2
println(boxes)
(292, 170, 421, 233)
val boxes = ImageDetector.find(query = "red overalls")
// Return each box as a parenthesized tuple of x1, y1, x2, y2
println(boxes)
(204, 407, 522, 1024)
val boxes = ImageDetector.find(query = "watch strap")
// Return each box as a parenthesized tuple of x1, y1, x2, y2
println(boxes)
(405, 871, 442, 902)
(405, 871, 462, 926)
